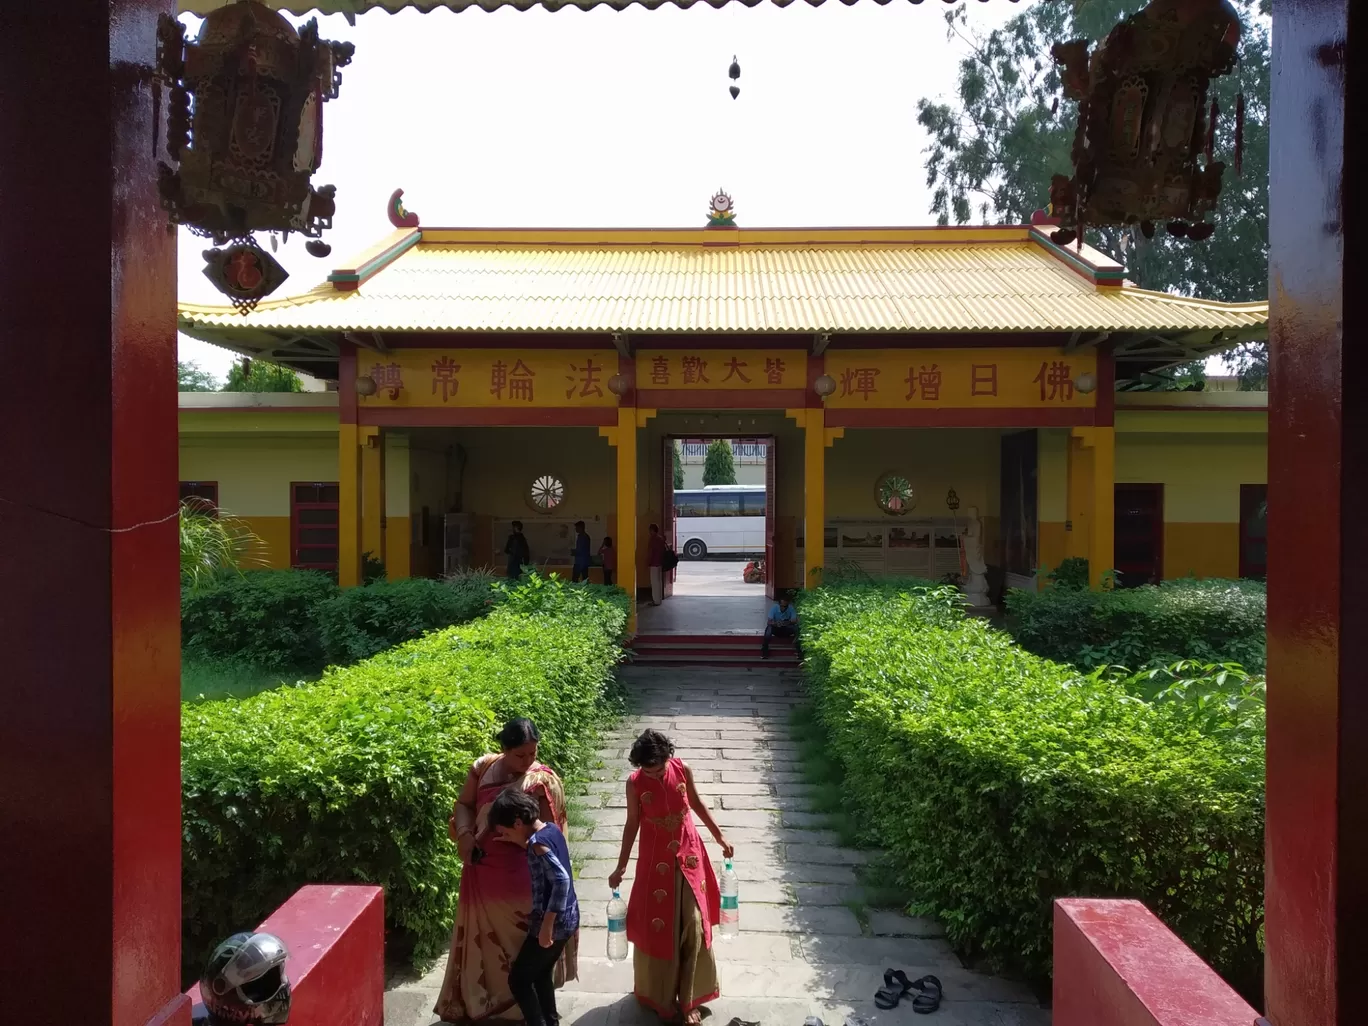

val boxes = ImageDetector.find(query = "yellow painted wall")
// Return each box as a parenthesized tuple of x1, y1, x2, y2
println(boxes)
(180, 436, 338, 569)
(1037, 429, 1070, 573)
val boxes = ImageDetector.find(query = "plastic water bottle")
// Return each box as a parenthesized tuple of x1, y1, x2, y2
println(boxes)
(607, 890, 628, 961)
(719, 859, 739, 938)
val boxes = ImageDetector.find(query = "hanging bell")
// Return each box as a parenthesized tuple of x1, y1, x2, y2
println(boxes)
(729, 85, 740, 100)
(729, 56, 741, 80)
(306, 240, 332, 258)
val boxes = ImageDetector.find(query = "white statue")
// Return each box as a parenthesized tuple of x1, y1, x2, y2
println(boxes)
(961, 505, 991, 608)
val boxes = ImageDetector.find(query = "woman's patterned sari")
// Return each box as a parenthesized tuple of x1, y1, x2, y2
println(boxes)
(434, 754, 579, 1024)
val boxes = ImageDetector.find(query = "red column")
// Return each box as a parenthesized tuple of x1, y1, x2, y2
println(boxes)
(1265, 2, 1366, 1024)
(0, 3, 185, 1025)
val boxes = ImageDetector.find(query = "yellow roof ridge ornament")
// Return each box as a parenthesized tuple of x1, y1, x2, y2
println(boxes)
(707, 190, 736, 228)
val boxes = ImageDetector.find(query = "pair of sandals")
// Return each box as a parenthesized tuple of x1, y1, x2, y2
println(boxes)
(874, 969, 942, 1014)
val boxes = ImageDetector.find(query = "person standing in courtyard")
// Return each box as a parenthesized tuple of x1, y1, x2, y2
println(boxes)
(488, 788, 581, 1026)
(647, 524, 665, 606)
(608, 730, 733, 1026)
(505, 521, 531, 580)
(571, 521, 592, 583)
(435, 719, 578, 1024)
(762, 593, 799, 659)
(598, 535, 617, 588)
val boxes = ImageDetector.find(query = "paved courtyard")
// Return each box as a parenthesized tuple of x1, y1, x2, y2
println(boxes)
(385, 666, 1048, 1026)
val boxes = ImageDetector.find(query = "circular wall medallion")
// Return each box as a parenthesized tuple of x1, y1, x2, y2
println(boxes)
(528, 475, 565, 513)
(875, 473, 916, 515)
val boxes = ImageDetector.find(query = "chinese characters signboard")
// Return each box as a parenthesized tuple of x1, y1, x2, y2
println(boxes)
(823, 348, 1097, 409)
(635, 350, 807, 391)
(358, 350, 619, 408)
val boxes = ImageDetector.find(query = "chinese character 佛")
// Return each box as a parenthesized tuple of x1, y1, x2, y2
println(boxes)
(839, 367, 881, 401)
(370, 362, 404, 401)
(681, 356, 710, 385)
(566, 358, 604, 399)
(764, 357, 786, 384)
(1033, 360, 1075, 402)
(970, 364, 998, 397)
(431, 356, 461, 402)
(650, 355, 671, 386)
(904, 364, 942, 401)
(721, 357, 751, 384)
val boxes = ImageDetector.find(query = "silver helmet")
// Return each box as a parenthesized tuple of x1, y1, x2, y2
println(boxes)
(200, 932, 292, 1025)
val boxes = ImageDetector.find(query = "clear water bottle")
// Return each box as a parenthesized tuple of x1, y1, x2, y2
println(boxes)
(607, 890, 628, 961)
(719, 858, 739, 938)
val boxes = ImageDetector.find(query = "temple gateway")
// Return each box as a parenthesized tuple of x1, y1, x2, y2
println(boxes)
(178, 204, 1269, 619)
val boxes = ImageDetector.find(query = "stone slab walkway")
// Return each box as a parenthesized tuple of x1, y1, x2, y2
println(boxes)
(386, 666, 1048, 1026)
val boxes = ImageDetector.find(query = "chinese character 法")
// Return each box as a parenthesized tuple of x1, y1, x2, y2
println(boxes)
(904, 364, 942, 401)
(371, 362, 404, 401)
(764, 357, 786, 384)
(721, 357, 751, 384)
(1034, 360, 1075, 402)
(681, 356, 710, 385)
(970, 364, 998, 397)
(431, 356, 461, 402)
(566, 358, 604, 399)
(838, 367, 881, 401)
(650, 356, 671, 385)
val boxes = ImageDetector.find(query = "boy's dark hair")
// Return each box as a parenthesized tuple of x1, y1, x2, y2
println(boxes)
(512, 521, 523, 531)
(489, 787, 541, 829)
(629, 729, 675, 768)
(497, 717, 540, 750)
(649, 524, 659, 534)
(575, 520, 586, 530)
(602, 536, 613, 546)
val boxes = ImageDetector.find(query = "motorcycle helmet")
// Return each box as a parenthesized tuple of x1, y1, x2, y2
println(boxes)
(199, 932, 292, 1025)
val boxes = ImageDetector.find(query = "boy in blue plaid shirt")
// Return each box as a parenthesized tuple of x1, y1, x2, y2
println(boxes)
(490, 788, 581, 1026)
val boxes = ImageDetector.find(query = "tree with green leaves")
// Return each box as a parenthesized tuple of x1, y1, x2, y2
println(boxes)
(178, 361, 220, 392)
(673, 441, 685, 490)
(224, 359, 304, 393)
(702, 440, 738, 487)
(915, 0, 1269, 387)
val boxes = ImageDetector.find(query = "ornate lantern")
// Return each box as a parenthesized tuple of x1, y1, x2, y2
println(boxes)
(1047, 0, 1243, 246)
(156, 1, 354, 311)
(813, 374, 837, 399)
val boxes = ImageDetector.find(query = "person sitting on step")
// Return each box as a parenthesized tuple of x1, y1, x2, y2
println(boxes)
(762, 593, 798, 659)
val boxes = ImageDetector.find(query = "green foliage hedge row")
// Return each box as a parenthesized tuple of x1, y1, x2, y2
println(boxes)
(182, 570, 505, 672)
(181, 575, 627, 977)
(1007, 577, 1267, 672)
(800, 580, 1265, 997)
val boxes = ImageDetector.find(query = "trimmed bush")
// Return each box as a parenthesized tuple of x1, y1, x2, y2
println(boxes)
(315, 577, 496, 665)
(181, 575, 626, 977)
(800, 580, 1264, 998)
(181, 569, 337, 671)
(1007, 577, 1266, 672)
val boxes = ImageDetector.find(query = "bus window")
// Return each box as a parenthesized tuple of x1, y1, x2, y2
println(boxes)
(675, 491, 707, 516)
(740, 491, 767, 515)
(708, 492, 742, 516)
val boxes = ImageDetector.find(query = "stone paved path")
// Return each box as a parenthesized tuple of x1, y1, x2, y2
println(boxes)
(386, 666, 1048, 1026)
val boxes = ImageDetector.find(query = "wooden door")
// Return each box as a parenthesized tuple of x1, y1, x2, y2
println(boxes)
(1113, 484, 1164, 586)
(662, 436, 676, 598)
(1239, 484, 1268, 579)
(765, 436, 776, 599)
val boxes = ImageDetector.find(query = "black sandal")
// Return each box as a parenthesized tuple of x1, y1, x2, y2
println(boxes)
(910, 974, 942, 1014)
(874, 969, 914, 1009)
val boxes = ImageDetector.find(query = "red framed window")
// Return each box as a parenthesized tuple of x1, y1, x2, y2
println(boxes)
(179, 481, 219, 515)
(1239, 484, 1268, 580)
(291, 482, 340, 571)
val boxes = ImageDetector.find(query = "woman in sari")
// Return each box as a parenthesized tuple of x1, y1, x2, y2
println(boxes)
(608, 730, 734, 1025)
(435, 718, 579, 1025)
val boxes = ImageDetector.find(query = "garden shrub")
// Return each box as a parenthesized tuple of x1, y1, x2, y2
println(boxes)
(181, 575, 626, 978)
(315, 576, 496, 665)
(800, 582, 1265, 998)
(181, 569, 337, 671)
(1007, 577, 1266, 672)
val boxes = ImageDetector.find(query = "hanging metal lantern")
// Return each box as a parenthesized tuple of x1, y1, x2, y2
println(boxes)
(201, 242, 289, 313)
(156, 1, 354, 256)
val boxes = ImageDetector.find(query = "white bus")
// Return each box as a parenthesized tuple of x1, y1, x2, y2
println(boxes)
(673, 484, 767, 559)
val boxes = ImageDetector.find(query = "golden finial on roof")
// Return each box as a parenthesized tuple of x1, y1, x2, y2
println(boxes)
(707, 190, 736, 228)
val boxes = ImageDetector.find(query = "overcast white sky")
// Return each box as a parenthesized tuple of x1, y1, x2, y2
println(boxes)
(177, 0, 1056, 379)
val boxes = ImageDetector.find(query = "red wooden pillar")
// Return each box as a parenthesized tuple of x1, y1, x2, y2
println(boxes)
(0, 3, 186, 1025)
(1265, 2, 1366, 1023)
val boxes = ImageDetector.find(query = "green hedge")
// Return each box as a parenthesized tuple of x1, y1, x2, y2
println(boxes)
(800, 580, 1265, 998)
(181, 574, 627, 977)
(1007, 577, 1266, 672)
(315, 576, 496, 665)
(181, 570, 338, 671)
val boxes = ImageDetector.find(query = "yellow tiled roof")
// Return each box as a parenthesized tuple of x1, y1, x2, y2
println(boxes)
(178, 228, 1268, 336)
